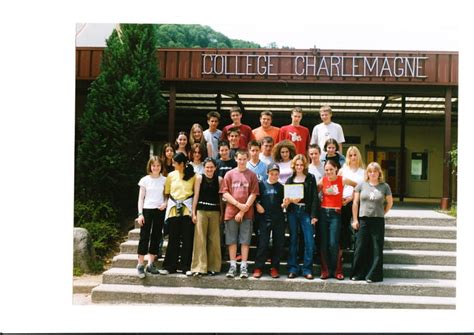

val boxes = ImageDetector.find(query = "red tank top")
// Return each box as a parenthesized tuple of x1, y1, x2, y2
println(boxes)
(321, 175, 343, 209)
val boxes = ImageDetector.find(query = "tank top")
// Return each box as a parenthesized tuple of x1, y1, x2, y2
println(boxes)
(321, 175, 343, 209)
(197, 174, 220, 211)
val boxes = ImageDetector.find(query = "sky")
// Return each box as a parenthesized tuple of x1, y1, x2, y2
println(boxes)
(1, 0, 474, 333)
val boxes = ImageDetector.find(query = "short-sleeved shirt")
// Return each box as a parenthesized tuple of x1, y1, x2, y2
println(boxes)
(246, 159, 268, 182)
(321, 175, 343, 209)
(278, 124, 310, 155)
(221, 124, 255, 149)
(216, 158, 237, 178)
(258, 180, 284, 221)
(310, 122, 345, 153)
(252, 126, 280, 144)
(308, 162, 324, 183)
(203, 129, 222, 159)
(138, 175, 166, 208)
(276, 161, 293, 184)
(259, 153, 275, 166)
(220, 168, 259, 221)
(339, 166, 365, 199)
(355, 181, 392, 217)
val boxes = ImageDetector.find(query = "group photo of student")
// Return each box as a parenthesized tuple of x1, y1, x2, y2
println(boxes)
(135, 104, 393, 282)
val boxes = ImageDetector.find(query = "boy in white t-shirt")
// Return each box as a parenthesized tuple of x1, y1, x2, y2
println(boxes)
(310, 105, 345, 154)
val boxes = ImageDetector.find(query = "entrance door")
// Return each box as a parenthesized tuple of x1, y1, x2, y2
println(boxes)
(366, 149, 399, 196)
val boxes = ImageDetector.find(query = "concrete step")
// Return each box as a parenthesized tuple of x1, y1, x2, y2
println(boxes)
(91, 283, 455, 308)
(102, 267, 455, 297)
(385, 224, 456, 239)
(111, 254, 455, 279)
(384, 237, 456, 251)
(385, 210, 456, 227)
(383, 249, 456, 266)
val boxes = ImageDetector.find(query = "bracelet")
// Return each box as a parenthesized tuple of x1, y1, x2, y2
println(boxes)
(138, 212, 143, 216)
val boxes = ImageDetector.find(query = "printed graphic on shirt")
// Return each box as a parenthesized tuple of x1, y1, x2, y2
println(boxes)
(369, 188, 381, 200)
(232, 181, 249, 190)
(289, 131, 302, 142)
(325, 184, 340, 195)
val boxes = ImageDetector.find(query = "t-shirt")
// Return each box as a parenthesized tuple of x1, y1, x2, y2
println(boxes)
(252, 126, 280, 144)
(190, 161, 204, 175)
(257, 180, 284, 221)
(321, 152, 345, 170)
(220, 168, 259, 221)
(321, 175, 343, 209)
(216, 158, 237, 178)
(259, 153, 275, 166)
(165, 170, 196, 216)
(203, 129, 222, 159)
(308, 162, 324, 183)
(278, 124, 310, 155)
(355, 182, 392, 217)
(277, 160, 293, 184)
(138, 175, 166, 208)
(221, 123, 255, 149)
(246, 159, 268, 182)
(310, 122, 345, 153)
(339, 166, 365, 199)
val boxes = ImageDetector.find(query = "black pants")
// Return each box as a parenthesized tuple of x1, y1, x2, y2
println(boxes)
(341, 201, 355, 250)
(255, 216, 285, 269)
(138, 208, 165, 256)
(351, 216, 385, 282)
(163, 215, 194, 272)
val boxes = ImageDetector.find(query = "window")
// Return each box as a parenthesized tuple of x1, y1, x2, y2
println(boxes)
(411, 152, 428, 180)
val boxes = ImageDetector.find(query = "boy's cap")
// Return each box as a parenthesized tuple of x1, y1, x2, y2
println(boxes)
(267, 163, 280, 172)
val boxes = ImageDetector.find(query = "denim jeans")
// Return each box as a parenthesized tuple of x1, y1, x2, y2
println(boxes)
(255, 215, 285, 269)
(287, 206, 314, 275)
(319, 208, 341, 276)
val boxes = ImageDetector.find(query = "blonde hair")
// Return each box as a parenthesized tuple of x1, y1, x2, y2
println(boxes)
(320, 105, 332, 114)
(146, 156, 162, 174)
(189, 123, 206, 146)
(365, 162, 385, 183)
(290, 154, 309, 176)
(343, 146, 365, 169)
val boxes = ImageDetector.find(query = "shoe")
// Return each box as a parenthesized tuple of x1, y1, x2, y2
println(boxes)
(253, 268, 263, 278)
(320, 272, 329, 280)
(146, 263, 159, 275)
(366, 279, 373, 283)
(240, 266, 249, 279)
(185, 270, 193, 277)
(335, 273, 345, 280)
(288, 272, 297, 279)
(193, 272, 203, 277)
(208, 271, 217, 276)
(137, 264, 146, 279)
(158, 269, 169, 275)
(351, 276, 363, 281)
(226, 266, 237, 278)
(270, 267, 280, 279)
(304, 273, 314, 280)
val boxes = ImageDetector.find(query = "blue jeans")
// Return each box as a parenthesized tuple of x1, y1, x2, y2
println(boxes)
(319, 208, 341, 276)
(287, 206, 314, 275)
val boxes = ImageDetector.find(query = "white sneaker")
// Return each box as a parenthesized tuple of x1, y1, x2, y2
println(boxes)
(158, 269, 169, 275)
(185, 270, 193, 276)
(240, 266, 249, 279)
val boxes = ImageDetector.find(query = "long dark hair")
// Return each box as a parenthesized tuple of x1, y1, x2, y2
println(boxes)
(173, 152, 195, 181)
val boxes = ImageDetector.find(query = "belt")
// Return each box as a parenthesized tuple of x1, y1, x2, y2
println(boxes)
(198, 201, 219, 207)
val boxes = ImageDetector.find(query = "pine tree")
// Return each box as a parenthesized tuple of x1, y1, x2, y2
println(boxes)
(76, 24, 166, 217)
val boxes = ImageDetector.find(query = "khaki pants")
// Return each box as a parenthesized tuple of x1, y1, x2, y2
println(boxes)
(191, 210, 222, 273)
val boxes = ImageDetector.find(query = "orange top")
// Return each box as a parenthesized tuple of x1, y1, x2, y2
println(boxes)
(252, 126, 280, 144)
(321, 175, 343, 209)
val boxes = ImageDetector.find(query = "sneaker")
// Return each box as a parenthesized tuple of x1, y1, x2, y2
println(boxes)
(137, 264, 146, 278)
(146, 263, 159, 275)
(185, 270, 193, 277)
(193, 272, 203, 277)
(240, 266, 249, 279)
(158, 269, 169, 275)
(226, 266, 237, 278)
(253, 268, 263, 278)
(270, 267, 280, 278)
(208, 271, 217, 276)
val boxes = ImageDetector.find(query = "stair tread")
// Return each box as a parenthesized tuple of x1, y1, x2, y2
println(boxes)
(93, 283, 455, 305)
(385, 236, 456, 243)
(385, 224, 456, 231)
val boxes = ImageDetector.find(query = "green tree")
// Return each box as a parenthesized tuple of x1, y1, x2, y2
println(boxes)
(76, 24, 166, 218)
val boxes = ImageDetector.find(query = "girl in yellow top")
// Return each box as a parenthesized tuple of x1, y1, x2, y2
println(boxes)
(159, 152, 196, 276)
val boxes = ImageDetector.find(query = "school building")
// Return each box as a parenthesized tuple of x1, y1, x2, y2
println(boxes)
(76, 47, 458, 208)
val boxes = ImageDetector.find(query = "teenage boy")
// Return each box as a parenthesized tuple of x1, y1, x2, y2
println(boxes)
(253, 163, 285, 279)
(220, 106, 255, 149)
(278, 106, 310, 155)
(246, 140, 268, 182)
(216, 140, 237, 178)
(252, 110, 280, 144)
(220, 150, 259, 279)
(259, 136, 275, 166)
(310, 104, 345, 154)
(203, 111, 222, 159)
(227, 126, 241, 160)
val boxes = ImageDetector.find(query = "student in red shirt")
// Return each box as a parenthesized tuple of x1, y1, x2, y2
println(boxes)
(317, 160, 356, 280)
(278, 107, 310, 155)
(220, 106, 255, 149)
